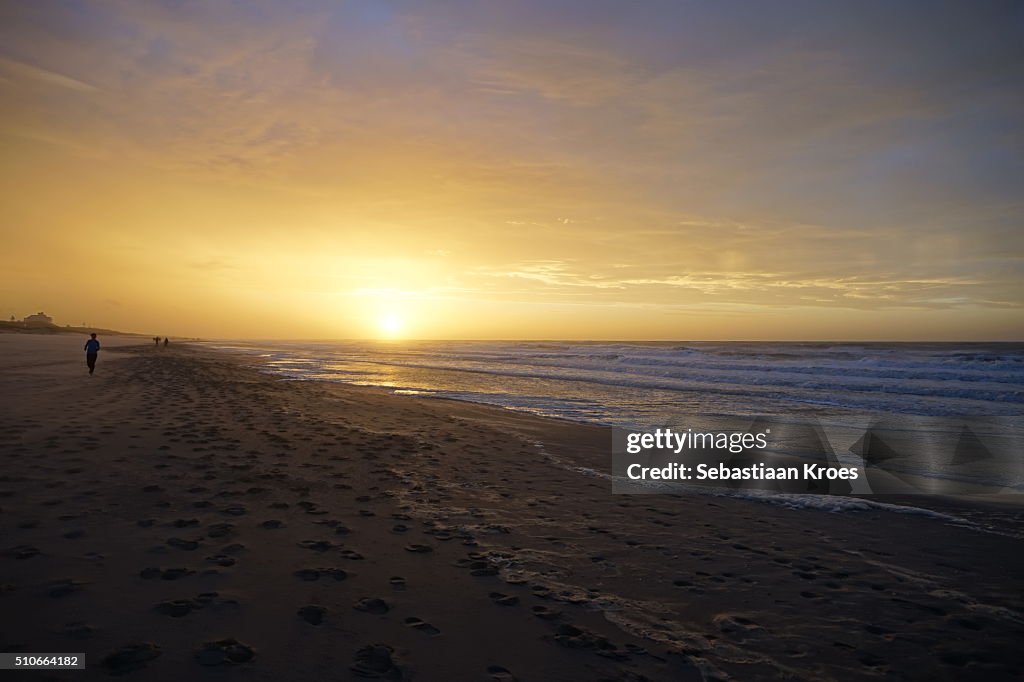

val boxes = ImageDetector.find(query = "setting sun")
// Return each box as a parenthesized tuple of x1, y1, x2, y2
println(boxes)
(378, 313, 405, 339)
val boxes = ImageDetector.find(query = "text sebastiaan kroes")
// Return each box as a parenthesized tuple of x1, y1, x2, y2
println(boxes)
(623, 428, 860, 482)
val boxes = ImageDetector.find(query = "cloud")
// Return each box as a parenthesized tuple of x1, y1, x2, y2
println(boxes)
(468, 259, 1019, 311)
(462, 35, 639, 105)
(475, 260, 623, 289)
(0, 56, 98, 92)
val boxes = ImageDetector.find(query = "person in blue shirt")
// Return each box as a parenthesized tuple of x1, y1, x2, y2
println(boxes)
(84, 333, 100, 375)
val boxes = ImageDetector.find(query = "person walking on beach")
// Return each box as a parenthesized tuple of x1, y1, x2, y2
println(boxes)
(154, 336, 161, 346)
(84, 333, 100, 375)
(163, 337, 169, 348)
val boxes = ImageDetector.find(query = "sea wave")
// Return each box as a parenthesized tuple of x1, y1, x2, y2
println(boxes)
(199, 340, 1024, 421)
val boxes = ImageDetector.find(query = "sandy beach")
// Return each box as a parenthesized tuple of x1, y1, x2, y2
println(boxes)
(1, 334, 1022, 681)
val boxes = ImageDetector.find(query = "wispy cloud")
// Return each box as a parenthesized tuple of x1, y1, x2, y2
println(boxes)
(469, 261, 1017, 311)
(0, 56, 98, 92)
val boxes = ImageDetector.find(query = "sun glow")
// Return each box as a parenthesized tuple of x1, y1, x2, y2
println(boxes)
(378, 313, 405, 339)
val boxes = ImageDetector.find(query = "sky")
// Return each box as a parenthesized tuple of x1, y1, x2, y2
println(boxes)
(1, 0, 1022, 340)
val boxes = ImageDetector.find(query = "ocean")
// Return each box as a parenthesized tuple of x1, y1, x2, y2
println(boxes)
(201, 340, 1023, 423)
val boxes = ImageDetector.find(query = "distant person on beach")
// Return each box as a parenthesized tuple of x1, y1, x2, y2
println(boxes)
(84, 333, 100, 375)
(154, 336, 161, 346)
(163, 337, 169, 347)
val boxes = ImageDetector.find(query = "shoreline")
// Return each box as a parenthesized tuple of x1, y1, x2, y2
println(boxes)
(1, 336, 1022, 680)
(213, 341, 1024, 525)
(193, 338, 1024, 429)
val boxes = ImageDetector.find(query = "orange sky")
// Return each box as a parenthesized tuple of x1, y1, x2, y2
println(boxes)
(1, 2, 1021, 340)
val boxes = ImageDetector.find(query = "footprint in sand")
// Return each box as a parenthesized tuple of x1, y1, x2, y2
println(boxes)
(102, 642, 161, 674)
(404, 617, 440, 635)
(167, 538, 200, 551)
(140, 567, 195, 581)
(713, 613, 766, 641)
(294, 568, 348, 582)
(298, 605, 327, 625)
(531, 605, 561, 620)
(389, 576, 406, 590)
(487, 665, 518, 681)
(351, 644, 404, 679)
(404, 544, 432, 553)
(207, 523, 235, 538)
(205, 554, 236, 567)
(194, 638, 255, 666)
(552, 624, 621, 654)
(489, 592, 519, 606)
(470, 564, 498, 577)
(155, 599, 198, 617)
(353, 597, 390, 614)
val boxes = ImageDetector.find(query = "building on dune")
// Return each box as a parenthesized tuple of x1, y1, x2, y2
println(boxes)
(23, 312, 53, 324)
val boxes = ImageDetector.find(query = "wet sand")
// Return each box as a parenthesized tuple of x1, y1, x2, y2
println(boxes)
(0, 334, 1021, 681)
